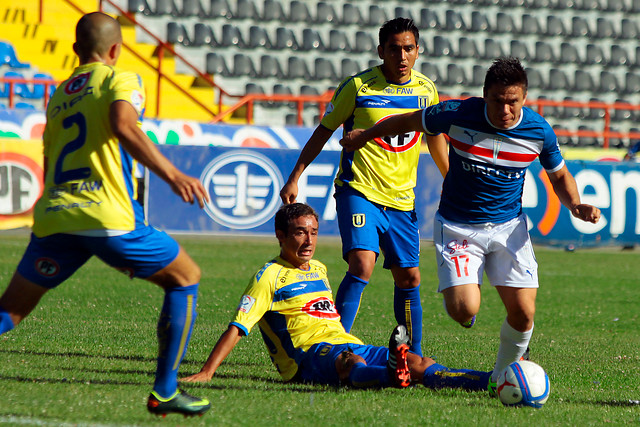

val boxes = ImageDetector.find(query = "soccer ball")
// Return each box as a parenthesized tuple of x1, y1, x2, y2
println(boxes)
(497, 360, 550, 408)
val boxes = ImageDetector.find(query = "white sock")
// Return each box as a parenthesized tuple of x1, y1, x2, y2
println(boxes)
(490, 318, 533, 382)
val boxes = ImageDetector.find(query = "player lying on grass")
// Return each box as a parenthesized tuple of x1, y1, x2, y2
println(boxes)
(183, 203, 491, 390)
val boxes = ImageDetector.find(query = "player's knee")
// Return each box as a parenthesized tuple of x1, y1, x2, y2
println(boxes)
(347, 250, 375, 280)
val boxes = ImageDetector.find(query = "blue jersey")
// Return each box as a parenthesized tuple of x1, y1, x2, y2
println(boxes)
(422, 97, 564, 224)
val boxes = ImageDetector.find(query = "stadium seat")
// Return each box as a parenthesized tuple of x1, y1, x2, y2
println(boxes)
(432, 35, 453, 57)
(510, 40, 532, 61)
(611, 99, 634, 122)
(534, 41, 556, 63)
(289, 0, 312, 22)
(341, 3, 365, 26)
(595, 17, 616, 39)
(300, 28, 324, 51)
(193, 23, 215, 46)
(205, 52, 231, 76)
(127, 0, 147, 13)
(561, 96, 583, 119)
(167, 22, 191, 46)
(0, 41, 29, 68)
(630, 0, 640, 12)
(232, 53, 257, 77)
(204, 0, 232, 18)
(287, 56, 311, 80)
(624, 72, 640, 94)
(585, 97, 605, 120)
(584, 43, 605, 65)
(495, 12, 516, 33)
(558, 42, 581, 65)
(259, 54, 284, 79)
(315, 2, 338, 24)
(471, 65, 485, 86)
(548, 68, 570, 91)
(217, 24, 243, 47)
(353, 31, 375, 53)
(314, 58, 337, 81)
(552, 0, 574, 9)
(271, 27, 297, 50)
(574, 69, 596, 92)
(545, 15, 567, 37)
(609, 44, 629, 67)
(299, 84, 319, 96)
(246, 25, 271, 49)
(598, 71, 620, 93)
(457, 37, 479, 59)
(483, 38, 504, 59)
(469, 10, 489, 32)
(604, 0, 625, 10)
(245, 82, 265, 95)
(394, 6, 414, 22)
(444, 9, 466, 31)
(577, 125, 600, 147)
(234, 0, 259, 19)
(327, 29, 350, 52)
(445, 64, 466, 86)
(341, 58, 361, 78)
(526, 68, 546, 90)
(273, 83, 293, 96)
(519, 14, 541, 35)
(262, 0, 285, 21)
(571, 16, 592, 37)
(367, 5, 388, 27)
(619, 18, 639, 40)
(579, 0, 602, 10)
(174, 0, 202, 16)
(420, 8, 441, 30)
(421, 62, 441, 85)
(146, 0, 174, 15)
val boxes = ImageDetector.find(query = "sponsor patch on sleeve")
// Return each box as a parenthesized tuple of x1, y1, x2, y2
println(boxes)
(237, 295, 256, 313)
(130, 90, 144, 113)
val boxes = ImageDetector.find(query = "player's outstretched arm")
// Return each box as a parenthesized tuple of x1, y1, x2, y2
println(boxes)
(280, 125, 334, 204)
(340, 110, 424, 152)
(547, 166, 601, 224)
(426, 134, 449, 178)
(110, 100, 209, 208)
(182, 325, 243, 382)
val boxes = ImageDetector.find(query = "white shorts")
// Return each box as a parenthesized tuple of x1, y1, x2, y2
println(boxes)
(434, 211, 539, 292)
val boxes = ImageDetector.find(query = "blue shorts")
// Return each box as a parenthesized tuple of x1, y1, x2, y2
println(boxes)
(335, 187, 420, 269)
(297, 342, 388, 386)
(17, 225, 180, 289)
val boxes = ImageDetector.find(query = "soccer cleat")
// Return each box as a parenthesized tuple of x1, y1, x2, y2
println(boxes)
(387, 325, 411, 388)
(520, 346, 530, 361)
(147, 390, 211, 417)
(460, 315, 476, 328)
(487, 377, 497, 398)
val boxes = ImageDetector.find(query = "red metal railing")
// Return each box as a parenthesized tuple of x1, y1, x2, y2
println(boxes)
(0, 76, 55, 109)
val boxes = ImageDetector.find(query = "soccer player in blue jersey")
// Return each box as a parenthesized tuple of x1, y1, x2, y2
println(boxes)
(340, 57, 601, 395)
(184, 203, 490, 391)
(280, 18, 448, 357)
(0, 12, 210, 417)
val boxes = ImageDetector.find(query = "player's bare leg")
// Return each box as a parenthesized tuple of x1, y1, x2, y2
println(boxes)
(0, 272, 49, 332)
(442, 283, 481, 326)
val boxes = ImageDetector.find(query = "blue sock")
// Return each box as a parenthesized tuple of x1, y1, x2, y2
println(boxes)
(0, 307, 14, 334)
(335, 272, 368, 333)
(422, 363, 491, 391)
(153, 284, 198, 398)
(394, 285, 423, 356)
(349, 362, 390, 388)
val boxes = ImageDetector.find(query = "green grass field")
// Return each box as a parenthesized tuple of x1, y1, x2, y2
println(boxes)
(0, 233, 638, 426)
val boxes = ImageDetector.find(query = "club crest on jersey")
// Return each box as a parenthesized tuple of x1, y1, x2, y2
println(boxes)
(302, 297, 340, 319)
(34, 258, 60, 277)
(238, 295, 256, 313)
(352, 213, 365, 228)
(64, 73, 91, 95)
(418, 96, 429, 109)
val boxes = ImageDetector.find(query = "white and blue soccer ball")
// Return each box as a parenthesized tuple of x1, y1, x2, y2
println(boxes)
(497, 360, 550, 408)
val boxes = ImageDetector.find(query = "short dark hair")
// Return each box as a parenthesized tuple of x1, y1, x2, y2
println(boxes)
(379, 17, 419, 47)
(275, 203, 319, 235)
(483, 57, 528, 93)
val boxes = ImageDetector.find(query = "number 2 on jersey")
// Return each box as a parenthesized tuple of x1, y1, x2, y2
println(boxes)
(452, 255, 470, 278)
(54, 112, 91, 184)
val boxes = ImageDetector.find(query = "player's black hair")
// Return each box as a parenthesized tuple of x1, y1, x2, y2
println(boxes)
(379, 17, 419, 47)
(275, 203, 319, 235)
(483, 56, 528, 93)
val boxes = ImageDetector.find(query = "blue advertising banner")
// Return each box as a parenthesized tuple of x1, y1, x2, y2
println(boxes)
(147, 146, 640, 247)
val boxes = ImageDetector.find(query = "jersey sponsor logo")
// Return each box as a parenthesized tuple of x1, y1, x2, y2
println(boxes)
(373, 115, 420, 153)
(446, 239, 468, 255)
(352, 213, 365, 227)
(45, 200, 102, 213)
(363, 99, 391, 107)
(64, 73, 90, 95)
(461, 160, 524, 179)
(130, 90, 144, 113)
(318, 344, 333, 356)
(323, 102, 334, 117)
(35, 257, 59, 277)
(200, 151, 283, 229)
(0, 153, 43, 216)
(238, 295, 256, 313)
(302, 297, 340, 319)
(48, 180, 103, 199)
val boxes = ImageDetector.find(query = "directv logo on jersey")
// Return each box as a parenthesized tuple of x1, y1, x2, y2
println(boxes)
(200, 151, 283, 229)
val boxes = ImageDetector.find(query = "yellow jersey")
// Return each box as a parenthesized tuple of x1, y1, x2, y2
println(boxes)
(321, 66, 439, 210)
(231, 256, 362, 381)
(33, 62, 146, 237)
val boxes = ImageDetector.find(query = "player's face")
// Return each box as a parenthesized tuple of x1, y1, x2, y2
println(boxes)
(378, 31, 418, 84)
(483, 83, 527, 129)
(277, 215, 318, 269)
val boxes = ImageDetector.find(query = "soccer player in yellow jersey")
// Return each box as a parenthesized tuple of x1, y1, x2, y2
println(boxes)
(0, 12, 210, 417)
(280, 18, 448, 357)
(183, 203, 490, 391)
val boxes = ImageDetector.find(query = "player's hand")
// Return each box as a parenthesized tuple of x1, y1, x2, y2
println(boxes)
(170, 171, 209, 209)
(340, 129, 367, 152)
(572, 204, 601, 223)
(181, 371, 213, 383)
(280, 181, 298, 204)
